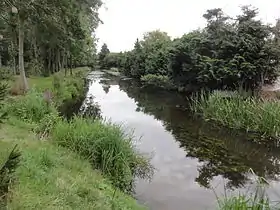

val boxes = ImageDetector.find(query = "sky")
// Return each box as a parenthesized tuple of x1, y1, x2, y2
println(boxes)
(96, 0, 280, 52)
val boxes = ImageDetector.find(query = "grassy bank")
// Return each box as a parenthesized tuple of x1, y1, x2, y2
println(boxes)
(0, 67, 149, 209)
(191, 91, 280, 139)
(2, 124, 144, 210)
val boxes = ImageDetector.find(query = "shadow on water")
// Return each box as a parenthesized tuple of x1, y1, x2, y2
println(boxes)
(98, 74, 280, 190)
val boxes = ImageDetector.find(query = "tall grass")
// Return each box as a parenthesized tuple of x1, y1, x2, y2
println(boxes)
(51, 116, 153, 193)
(216, 173, 279, 210)
(191, 91, 280, 138)
(4, 89, 57, 124)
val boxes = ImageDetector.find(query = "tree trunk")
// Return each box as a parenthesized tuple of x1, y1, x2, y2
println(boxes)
(64, 53, 68, 77)
(13, 56, 16, 75)
(70, 55, 73, 75)
(18, 17, 28, 91)
(57, 50, 61, 71)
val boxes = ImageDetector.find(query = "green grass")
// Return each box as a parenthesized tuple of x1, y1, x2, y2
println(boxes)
(216, 187, 278, 210)
(52, 116, 153, 193)
(0, 67, 147, 209)
(28, 67, 90, 91)
(0, 124, 145, 210)
(191, 91, 280, 138)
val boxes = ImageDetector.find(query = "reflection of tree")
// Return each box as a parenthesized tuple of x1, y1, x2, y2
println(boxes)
(102, 85, 110, 94)
(118, 79, 280, 189)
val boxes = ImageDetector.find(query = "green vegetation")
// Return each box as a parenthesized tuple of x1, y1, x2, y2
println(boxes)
(0, 70, 149, 209)
(140, 74, 174, 89)
(217, 193, 272, 210)
(191, 91, 280, 139)
(52, 117, 153, 193)
(1, 0, 102, 91)
(2, 124, 145, 210)
(216, 174, 277, 210)
(101, 6, 280, 92)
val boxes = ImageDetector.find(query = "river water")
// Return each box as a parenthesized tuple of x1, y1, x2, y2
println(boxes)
(85, 71, 280, 210)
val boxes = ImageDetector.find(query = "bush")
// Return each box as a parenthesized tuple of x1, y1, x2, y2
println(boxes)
(4, 89, 57, 123)
(52, 116, 153, 193)
(0, 144, 20, 208)
(140, 74, 174, 89)
(0, 83, 8, 124)
(0, 67, 12, 80)
(191, 91, 280, 138)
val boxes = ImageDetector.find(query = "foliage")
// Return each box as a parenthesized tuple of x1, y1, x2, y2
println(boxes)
(191, 90, 280, 138)
(140, 74, 174, 89)
(0, 67, 12, 80)
(0, 82, 8, 123)
(4, 89, 57, 123)
(52, 116, 154, 193)
(0, 125, 145, 210)
(0, 144, 20, 208)
(80, 96, 102, 119)
(0, 0, 102, 88)
(106, 6, 280, 91)
(98, 43, 110, 69)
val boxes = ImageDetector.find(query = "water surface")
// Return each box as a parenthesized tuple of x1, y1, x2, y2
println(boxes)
(86, 71, 280, 210)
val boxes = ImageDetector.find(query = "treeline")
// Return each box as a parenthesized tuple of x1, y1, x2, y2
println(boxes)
(0, 0, 102, 90)
(100, 6, 280, 92)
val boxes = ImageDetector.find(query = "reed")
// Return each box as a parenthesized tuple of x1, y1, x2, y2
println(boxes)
(191, 91, 280, 138)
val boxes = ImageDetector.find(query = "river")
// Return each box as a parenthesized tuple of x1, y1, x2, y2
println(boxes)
(85, 71, 280, 210)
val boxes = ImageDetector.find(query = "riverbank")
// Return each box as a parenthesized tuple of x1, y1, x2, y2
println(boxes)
(191, 90, 280, 140)
(0, 67, 149, 209)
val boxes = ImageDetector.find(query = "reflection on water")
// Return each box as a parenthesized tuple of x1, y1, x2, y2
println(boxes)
(86, 71, 280, 210)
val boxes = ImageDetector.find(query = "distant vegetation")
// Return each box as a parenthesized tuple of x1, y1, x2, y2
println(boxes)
(100, 6, 280, 92)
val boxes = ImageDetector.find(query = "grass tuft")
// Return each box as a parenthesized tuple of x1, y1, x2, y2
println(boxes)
(52, 116, 154, 193)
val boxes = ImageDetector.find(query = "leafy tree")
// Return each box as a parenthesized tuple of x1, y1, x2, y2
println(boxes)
(0, 0, 102, 90)
(98, 43, 110, 69)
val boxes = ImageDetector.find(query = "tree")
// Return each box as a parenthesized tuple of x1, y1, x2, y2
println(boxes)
(0, 0, 102, 89)
(98, 43, 110, 69)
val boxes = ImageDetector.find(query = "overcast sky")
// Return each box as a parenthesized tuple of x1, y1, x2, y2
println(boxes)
(96, 0, 280, 52)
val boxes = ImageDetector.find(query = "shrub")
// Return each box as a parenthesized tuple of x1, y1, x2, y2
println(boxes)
(34, 112, 62, 139)
(140, 74, 174, 89)
(4, 89, 57, 123)
(52, 116, 153, 193)
(0, 83, 8, 124)
(0, 144, 21, 208)
(191, 91, 280, 138)
(0, 67, 12, 80)
(26, 59, 43, 76)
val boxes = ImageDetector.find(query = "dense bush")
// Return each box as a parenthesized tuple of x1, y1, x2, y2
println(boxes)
(0, 67, 13, 80)
(52, 116, 153, 193)
(140, 74, 174, 89)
